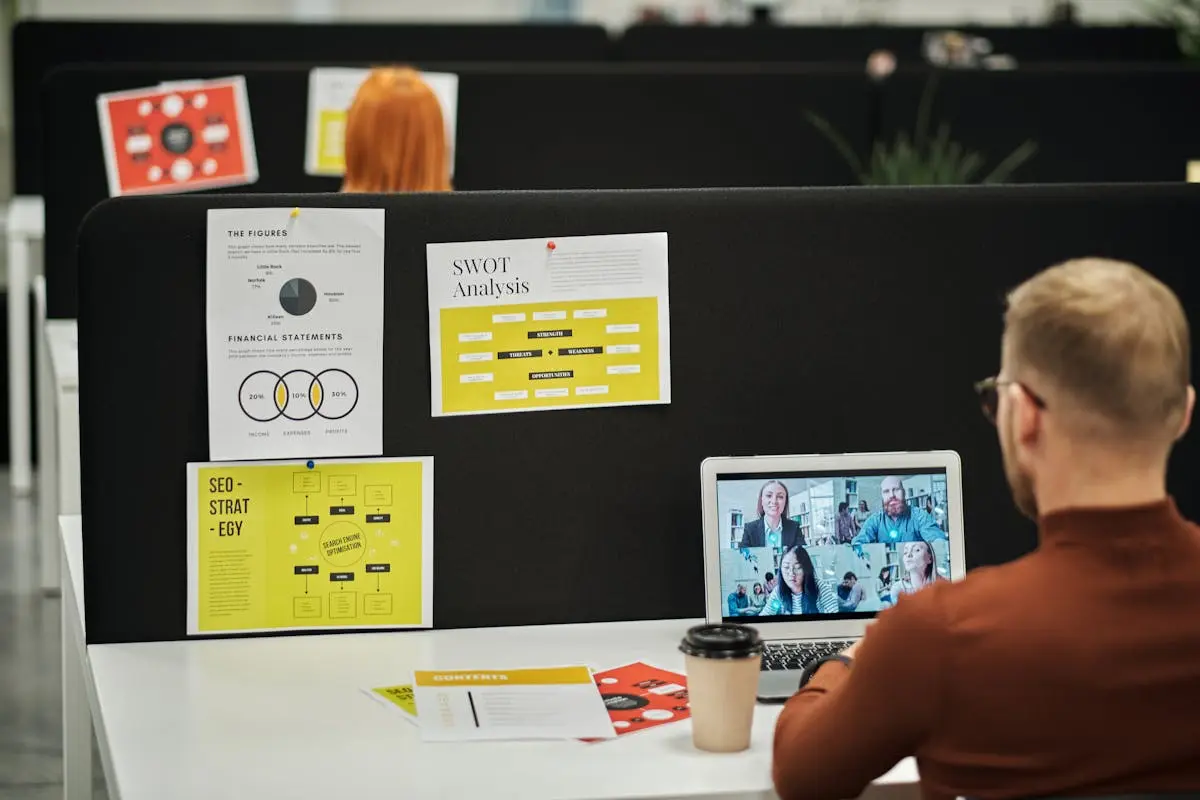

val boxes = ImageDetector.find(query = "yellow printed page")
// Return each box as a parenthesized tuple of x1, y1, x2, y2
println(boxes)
(441, 297, 660, 414)
(194, 458, 430, 633)
(315, 109, 347, 174)
(371, 684, 418, 717)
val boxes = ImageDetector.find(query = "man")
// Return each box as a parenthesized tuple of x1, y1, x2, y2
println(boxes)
(773, 259, 1200, 800)
(726, 584, 750, 616)
(836, 571, 867, 612)
(851, 476, 946, 544)
(834, 501, 858, 543)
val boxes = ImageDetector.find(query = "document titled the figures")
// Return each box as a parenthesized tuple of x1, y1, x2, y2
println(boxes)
(206, 207, 384, 460)
(426, 232, 671, 416)
(186, 457, 433, 635)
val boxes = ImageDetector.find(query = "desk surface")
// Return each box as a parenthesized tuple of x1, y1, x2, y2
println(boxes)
(46, 318, 78, 387)
(61, 515, 85, 635)
(67, 507, 917, 799)
(83, 622, 918, 800)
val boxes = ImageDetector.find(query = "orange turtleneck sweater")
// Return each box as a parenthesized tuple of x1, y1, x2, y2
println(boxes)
(772, 500, 1200, 800)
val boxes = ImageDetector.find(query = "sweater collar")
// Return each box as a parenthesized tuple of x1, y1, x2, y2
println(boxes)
(1039, 497, 1185, 543)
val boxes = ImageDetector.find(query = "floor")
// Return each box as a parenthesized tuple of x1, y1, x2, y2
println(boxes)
(0, 473, 107, 799)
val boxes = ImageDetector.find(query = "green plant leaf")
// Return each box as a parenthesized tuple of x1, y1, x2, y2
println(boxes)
(982, 140, 1039, 184)
(914, 71, 940, 150)
(804, 110, 866, 180)
(959, 151, 986, 183)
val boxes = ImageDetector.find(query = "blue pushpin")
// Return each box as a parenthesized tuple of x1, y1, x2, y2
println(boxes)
(306, 460, 315, 470)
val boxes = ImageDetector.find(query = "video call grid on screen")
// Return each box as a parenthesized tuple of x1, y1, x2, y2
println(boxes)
(717, 469, 951, 624)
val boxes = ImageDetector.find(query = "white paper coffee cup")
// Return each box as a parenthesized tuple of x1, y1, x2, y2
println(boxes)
(680, 624, 763, 753)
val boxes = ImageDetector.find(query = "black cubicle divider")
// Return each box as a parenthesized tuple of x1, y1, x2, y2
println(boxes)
(12, 20, 613, 195)
(875, 66, 1200, 184)
(41, 62, 872, 320)
(617, 24, 1181, 63)
(76, 184, 1200, 645)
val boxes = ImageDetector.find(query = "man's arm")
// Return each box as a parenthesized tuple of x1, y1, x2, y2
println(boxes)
(851, 515, 878, 545)
(772, 587, 946, 800)
(916, 509, 947, 541)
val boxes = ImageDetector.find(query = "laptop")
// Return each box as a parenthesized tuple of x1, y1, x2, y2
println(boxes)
(701, 451, 966, 701)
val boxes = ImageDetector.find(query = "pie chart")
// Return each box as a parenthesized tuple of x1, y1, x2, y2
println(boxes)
(279, 278, 317, 316)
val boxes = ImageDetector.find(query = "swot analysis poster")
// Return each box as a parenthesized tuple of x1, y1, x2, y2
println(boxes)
(304, 67, 459, 177)
(426, 232, 671, 416)
(205, 207, 385, 461)
(97, 75, 258, 197)
(186, 457, 433, 635)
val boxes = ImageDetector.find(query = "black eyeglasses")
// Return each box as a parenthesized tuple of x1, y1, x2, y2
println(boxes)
(973, 376, 1048, 424)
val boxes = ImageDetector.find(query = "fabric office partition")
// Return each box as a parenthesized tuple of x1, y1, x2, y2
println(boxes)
(76, 184, 1200, 645)
(617, 24, 1180, 63)
(13, 20, 612, 195)
(874, 66, 1200, 184)
(41, 62, 871, 320)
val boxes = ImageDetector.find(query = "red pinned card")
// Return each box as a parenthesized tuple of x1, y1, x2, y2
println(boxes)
(584, 662, 691, 741)
(96, 75, 258, 197)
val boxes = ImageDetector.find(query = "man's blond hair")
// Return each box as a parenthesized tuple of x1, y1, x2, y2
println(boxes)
(1004, 258, 1191, 440)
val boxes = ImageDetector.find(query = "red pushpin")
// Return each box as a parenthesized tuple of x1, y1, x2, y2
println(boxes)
(547, 241, 556, 251)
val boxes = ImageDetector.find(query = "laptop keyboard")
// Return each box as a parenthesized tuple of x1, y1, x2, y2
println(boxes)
(761, 640, 856, 672)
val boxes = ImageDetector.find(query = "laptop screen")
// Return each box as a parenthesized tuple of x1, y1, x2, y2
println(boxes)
(716, 469, 952, 623)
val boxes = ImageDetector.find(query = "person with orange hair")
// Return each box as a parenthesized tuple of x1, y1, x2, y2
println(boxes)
(341, 67, 451, 193)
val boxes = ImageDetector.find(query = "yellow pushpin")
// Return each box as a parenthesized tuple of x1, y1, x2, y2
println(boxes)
(290, 207, 300, 218)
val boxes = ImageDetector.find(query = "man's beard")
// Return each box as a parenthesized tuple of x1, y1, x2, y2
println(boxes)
(1001, 412, 1038, 519)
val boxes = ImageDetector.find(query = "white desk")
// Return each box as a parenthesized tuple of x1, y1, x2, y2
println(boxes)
(42, 318, 79, 593)
(8, 195, 45, 493)
(59, 516, 918, 800)
(59, 515, 95, 800)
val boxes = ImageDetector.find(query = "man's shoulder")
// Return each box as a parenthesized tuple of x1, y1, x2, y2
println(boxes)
(884, 556, 1040, 630)
(910, 507, 937, 524)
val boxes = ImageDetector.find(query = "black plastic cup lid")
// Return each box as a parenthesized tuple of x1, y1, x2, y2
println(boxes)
(679, 623, 763, 659)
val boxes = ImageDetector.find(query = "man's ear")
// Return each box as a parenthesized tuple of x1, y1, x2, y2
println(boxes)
(1013, 383, 1042, 446)
(1177, 386, 1195, 441)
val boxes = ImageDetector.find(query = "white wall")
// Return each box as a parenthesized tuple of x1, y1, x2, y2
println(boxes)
(24, 0, 1156, 30)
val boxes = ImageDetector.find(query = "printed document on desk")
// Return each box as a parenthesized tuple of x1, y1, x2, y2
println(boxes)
(186, 456, 432, 635)
(206, 207, 384, 460)
(427, 232, 671, 416)
(412, 667, 616, 742)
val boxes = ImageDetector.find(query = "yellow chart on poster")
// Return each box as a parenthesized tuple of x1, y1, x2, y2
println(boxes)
(186, 457, 433, 635)
(440, 297, 660, 414)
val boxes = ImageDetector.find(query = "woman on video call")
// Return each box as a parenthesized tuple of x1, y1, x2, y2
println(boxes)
(889, 538, 941, 603)
(759, 545, 839, 615)
(739, 480, 805, 549)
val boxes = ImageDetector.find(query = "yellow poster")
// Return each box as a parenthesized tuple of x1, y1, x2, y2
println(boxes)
(426, 233, 671, 416)
(186, 457, 433, 635)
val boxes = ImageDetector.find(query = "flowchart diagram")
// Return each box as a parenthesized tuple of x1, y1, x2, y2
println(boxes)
(288, 468, 401, 622)
(187, 457, 433, 635)
(439, 297, 661, 414)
